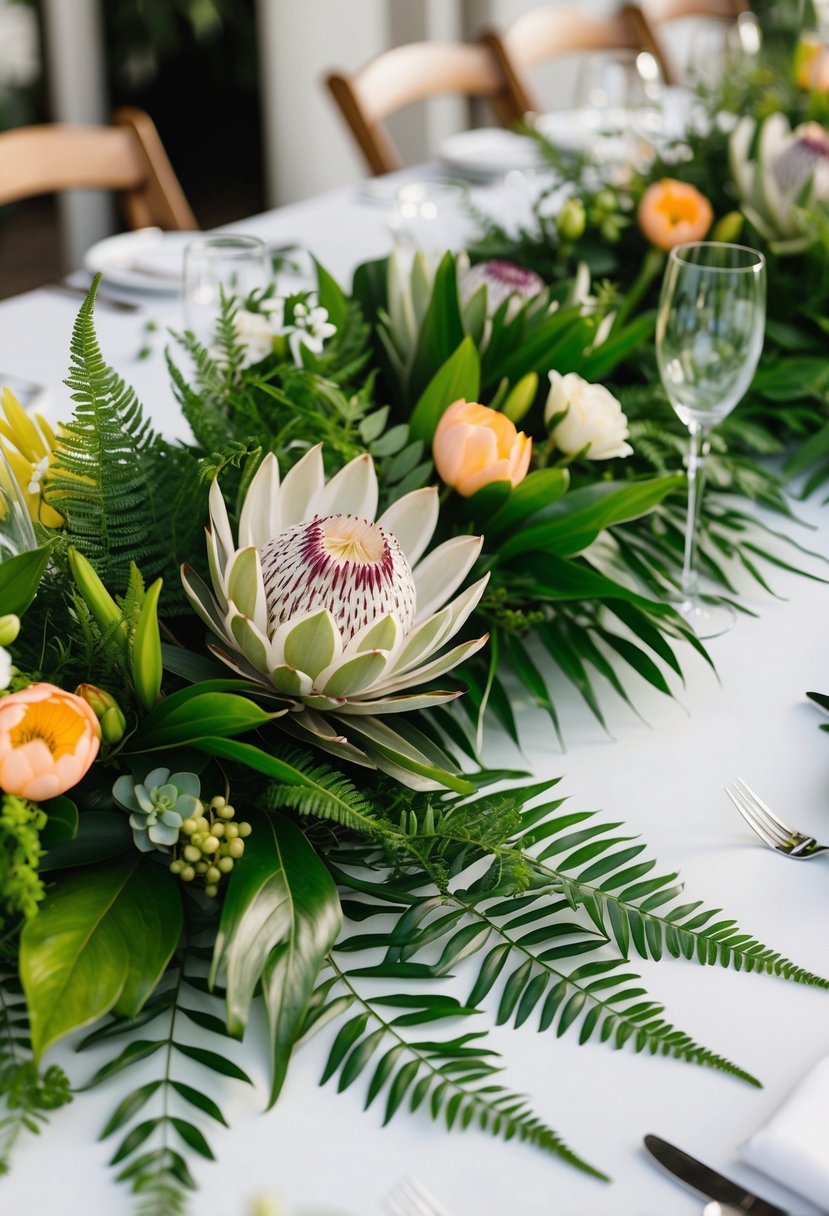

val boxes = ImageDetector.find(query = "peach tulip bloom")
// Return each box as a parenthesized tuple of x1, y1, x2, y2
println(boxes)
(433, 400, 532, 498)
(0, 683, 101, 801)
(638, 179, 714, 252)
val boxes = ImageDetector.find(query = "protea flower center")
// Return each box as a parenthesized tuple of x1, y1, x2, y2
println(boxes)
(260, 514, 416, 642)
(461, 259, 545, 312)
(774, 123, 829, 200)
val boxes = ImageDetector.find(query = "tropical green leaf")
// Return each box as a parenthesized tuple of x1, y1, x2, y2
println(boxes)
(211, 811, 342, 1104)
(20, 857, 182, 1059)
(408, 336, 480, 442)
(0, 544, 51, 616)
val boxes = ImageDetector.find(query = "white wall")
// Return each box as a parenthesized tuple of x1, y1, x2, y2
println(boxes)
(256, 0, 626, 207)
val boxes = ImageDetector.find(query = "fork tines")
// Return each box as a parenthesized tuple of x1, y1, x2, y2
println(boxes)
(382, 1176, 455, 1216)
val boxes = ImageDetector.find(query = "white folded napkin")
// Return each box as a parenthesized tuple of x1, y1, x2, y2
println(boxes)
(739, 1051, 829, 1211)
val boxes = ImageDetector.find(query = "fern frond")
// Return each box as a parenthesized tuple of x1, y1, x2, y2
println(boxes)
(262, 747, 382, 835)
(48, 283, 165, 588)
(310, 957, 607, 1180)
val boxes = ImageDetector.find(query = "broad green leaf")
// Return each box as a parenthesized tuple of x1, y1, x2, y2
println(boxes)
(211, 811, 342, 1105)
(497, 477, 682, 560)
(38, 796, 78, 852)
(129, 690, 278, 751)
(0, 543, 50, 616)
(313, 257, 348, 330)
(486, 468, 570, 536)
(39, 810, 132, 871)
(20, 856, 182, 1059)
(409, 252, 466, 402)
(409, 336, 480, 442)
(578, 311, 656, 381)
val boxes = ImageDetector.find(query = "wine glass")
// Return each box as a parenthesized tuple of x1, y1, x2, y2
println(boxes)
(574, 50, 664, 172)
(389, 179, 476, 260)
(182, 234, 271, 343)
(656, 242, 766, 637)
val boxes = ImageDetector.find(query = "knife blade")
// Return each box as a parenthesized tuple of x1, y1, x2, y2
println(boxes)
(643, 1135, 790, 1216)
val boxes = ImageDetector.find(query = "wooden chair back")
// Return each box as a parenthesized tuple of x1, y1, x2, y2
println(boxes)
(326, 41, 513, 176)
(0, 106, 197, 230)
(484, 4, 672, 119)
(644, 0, 748, 23)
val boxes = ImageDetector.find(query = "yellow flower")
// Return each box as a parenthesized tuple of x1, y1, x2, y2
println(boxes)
(0, 387, 63, 528)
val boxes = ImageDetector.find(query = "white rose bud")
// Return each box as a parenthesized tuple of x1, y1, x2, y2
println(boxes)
(544, 370, 633, 460)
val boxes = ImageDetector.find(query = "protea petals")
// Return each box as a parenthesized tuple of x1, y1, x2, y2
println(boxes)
(181, 447, 489, 721)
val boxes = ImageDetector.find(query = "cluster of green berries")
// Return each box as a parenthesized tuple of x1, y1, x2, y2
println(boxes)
(168, 796, 252, 897)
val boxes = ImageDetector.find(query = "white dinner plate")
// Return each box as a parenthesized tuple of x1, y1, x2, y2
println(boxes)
(83, 227, 195, 294)
(438, 127, 544, 179)
(533, 108, 602, 156)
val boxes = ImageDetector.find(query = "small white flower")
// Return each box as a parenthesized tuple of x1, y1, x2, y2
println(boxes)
(26, 455, 49, 496)
(0, 646, 12, 691)
(233, 309, 276, 367)
(545, 371, 633, 460)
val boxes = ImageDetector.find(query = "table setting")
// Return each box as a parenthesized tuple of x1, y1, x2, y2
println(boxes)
(2, 16, 829, 1216)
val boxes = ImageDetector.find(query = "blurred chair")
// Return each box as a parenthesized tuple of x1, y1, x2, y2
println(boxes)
(483, 4, 671, 119)
(325, 41, 513, 176)
(0, 106, 197, 230)
(642, 0, 754, 85)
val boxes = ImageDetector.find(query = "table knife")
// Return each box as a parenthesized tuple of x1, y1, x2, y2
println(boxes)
(643, 1135, 790, 1215)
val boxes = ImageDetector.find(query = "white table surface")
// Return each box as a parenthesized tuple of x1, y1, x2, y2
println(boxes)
(1, 177, 828, 1216)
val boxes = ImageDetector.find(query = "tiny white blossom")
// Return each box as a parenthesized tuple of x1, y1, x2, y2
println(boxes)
(234, 310, 275, 367)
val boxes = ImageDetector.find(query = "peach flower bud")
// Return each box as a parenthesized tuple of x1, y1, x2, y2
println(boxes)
(638, 179, 714, 252)
(0, 683, 101, 801)
(433, 399, 532, 498)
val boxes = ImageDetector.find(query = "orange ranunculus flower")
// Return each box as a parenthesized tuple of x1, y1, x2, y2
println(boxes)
(433, 399, 532, 498)
(0, 683, 101, 801)
(638, 179, 714, 252)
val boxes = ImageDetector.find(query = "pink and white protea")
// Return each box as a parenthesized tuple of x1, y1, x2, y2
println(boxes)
(460, 259, 545, 319)
(181, 446, 489, 719)
(730, 113, 829, 247)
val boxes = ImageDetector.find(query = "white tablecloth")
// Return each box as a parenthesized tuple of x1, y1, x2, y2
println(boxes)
(1, 177, 828, 1216)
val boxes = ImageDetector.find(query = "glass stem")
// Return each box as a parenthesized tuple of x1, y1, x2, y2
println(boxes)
(681, 422, 707, 601)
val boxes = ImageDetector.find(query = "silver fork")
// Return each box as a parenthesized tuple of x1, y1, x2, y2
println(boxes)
(725, 778, 829, 860)
(382, 1177, 456, 1216)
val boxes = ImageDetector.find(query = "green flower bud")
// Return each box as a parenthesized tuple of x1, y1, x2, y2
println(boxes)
(196, 861, 209, 874)
(169, 860, 183, 875)
(0, 614, 20, 647)
(202, 836, 220, 854)
(183, 844, 201, 863)
(218, 856, 234, 873)
(182, 818, 198, 835)
(238, 822, 252, 838)
(595, 188, 617, 214)
(556, 197, 586, 243)
(132, 577, 163, 712)
(205, 884, 219, 898)
(181, 864, 196, 882)
(711, 210, 744, 243)
(75, 684, 127, 742)
(228, 839, 245, 859)
(210, 796, 227, 811)
(225, 823, 239, 839)
(212, 822, 225, 838)
(206, 865, 221, 884)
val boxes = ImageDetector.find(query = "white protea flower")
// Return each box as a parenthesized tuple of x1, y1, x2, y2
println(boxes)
(181, 447, 489, 782)
(730, 113, 829, 250)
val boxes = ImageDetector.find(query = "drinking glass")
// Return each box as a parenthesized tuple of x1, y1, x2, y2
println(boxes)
(389, 180, 475, 260)
(574, 50, 664, 171)
(182, 235, 271, 343)
(0, 447, 37, 562)
(656, 242, 766, 637)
